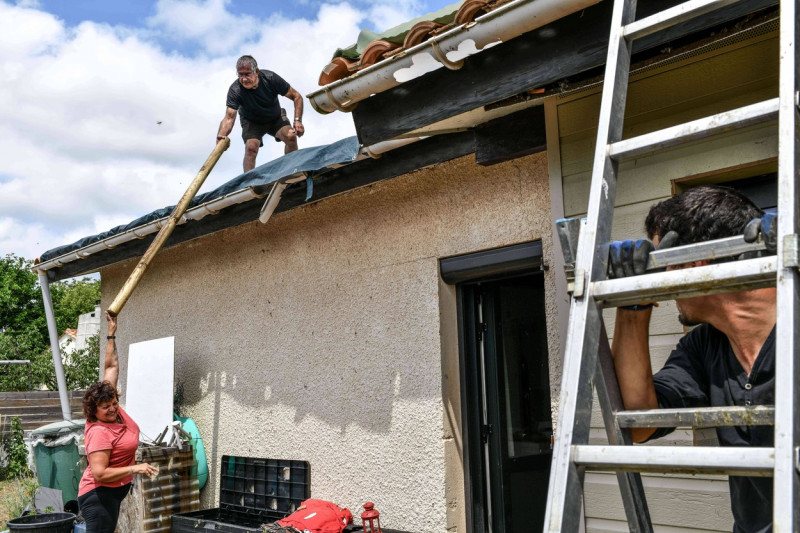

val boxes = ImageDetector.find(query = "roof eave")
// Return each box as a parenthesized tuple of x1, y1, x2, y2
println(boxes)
(306, 0, 601, 115)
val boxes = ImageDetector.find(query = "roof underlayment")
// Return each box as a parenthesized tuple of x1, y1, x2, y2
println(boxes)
(38, 136, 361, 265)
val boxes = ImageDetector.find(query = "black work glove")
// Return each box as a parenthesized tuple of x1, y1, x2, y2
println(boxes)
(743, 213, 777, 254)
(608, 239, 653, 278)
(608, 231, 678, 311)
(607, 230, 678, 279)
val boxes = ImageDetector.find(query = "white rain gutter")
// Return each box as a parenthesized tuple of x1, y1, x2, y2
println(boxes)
(34, 136, 427, 274)
(307, 0, 601, 114)
(33, 187, 267, 274)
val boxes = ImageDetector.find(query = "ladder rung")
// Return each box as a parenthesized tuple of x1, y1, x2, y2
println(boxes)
(608, 98, 778, 160)
(617, 406, 774, 428)
(623, 0, 744, 41)
(592, 255, 776, 307)
(572, 445, 774, 476)
(647, 236, 766, 270)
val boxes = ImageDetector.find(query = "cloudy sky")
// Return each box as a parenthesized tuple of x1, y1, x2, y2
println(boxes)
(0, 0, 443, 263)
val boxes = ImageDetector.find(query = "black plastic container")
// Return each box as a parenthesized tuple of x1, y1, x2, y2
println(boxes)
(6, 512, 76, 533)
(172, 456, 310, 533)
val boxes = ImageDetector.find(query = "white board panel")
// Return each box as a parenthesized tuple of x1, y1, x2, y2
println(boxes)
(125, 337, 174, 442)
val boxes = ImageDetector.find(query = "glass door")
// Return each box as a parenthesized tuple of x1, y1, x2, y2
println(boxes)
(462, 273, 553, 533)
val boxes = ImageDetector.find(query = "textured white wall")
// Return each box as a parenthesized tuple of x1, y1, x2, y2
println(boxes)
(101, 150, 556, 533)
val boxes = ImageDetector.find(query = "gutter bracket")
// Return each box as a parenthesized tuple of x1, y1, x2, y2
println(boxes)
(430, 40, 464, 70)
(324, 86, 358, 113)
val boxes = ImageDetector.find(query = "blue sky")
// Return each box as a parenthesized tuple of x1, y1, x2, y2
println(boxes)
(39, 0, 330, 26)
(33, 0, 444, 56)
(0, 0, 445, 262)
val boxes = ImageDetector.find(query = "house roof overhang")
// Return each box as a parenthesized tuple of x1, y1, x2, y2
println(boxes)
(35, 132, 476, 282)
(308, 0, 778, 146)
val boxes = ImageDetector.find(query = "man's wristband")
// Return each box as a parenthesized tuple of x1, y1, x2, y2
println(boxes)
(107, 335, 116, 340)
(294, 118, 302, 122)
(130, 466, 134, 476)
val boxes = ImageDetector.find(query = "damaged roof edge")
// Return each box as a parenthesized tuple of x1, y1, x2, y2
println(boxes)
(34, 186, 268, 274)
(306, 0, 601, 115)
(33, 135, 427, 276)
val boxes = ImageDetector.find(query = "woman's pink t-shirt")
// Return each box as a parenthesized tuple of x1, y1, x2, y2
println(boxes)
(78, 406, 140, 496)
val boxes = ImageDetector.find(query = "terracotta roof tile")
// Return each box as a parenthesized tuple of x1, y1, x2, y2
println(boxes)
(402, 21, 443, 49)
(454, 0, 493, 25)
(318, 56, 357, 86)
(317, 0, 513, 86)
(359, 39, 401, 69)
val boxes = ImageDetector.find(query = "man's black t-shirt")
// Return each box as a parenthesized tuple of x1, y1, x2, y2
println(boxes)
(653, 323, 775, 533)
(226, 70, 290, 123)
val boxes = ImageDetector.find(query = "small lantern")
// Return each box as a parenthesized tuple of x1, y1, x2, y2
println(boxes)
(361, 502, 382, 533)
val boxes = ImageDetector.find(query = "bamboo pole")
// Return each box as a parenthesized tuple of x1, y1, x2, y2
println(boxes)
(107, 137, 231, 316)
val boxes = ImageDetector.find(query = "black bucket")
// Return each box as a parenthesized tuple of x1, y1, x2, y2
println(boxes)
(6, 512, 76, 533)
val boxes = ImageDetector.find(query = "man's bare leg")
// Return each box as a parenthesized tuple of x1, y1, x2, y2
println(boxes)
(275, 125, 298, 154)
(243, 138, 261, 172)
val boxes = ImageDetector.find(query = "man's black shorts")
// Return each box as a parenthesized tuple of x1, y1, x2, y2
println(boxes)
(240, 114, 291, 146)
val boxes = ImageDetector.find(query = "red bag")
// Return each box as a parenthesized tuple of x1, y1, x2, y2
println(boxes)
(277, 499, 353, 533)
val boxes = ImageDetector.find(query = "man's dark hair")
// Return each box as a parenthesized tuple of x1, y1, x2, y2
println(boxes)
(83, 381, 119, 422)
(645, 185, 763, 246)
(236, 55, 258, 72)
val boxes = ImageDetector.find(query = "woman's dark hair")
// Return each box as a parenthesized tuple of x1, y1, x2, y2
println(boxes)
(83, 381, 119, 422)
(645, 185, 764, 246)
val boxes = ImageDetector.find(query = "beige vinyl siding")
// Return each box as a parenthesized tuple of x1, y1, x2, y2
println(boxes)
(553, 25, 778, 532)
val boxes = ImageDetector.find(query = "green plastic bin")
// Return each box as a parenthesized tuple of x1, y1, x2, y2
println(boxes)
(30, 420, 85, 505)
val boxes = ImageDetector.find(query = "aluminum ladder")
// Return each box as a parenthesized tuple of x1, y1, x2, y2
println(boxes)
(542, 0, 799, 531)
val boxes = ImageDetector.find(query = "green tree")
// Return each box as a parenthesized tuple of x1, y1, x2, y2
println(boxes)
(51, 278, 101, 336)
(0, 416, 32, 479)
(64, 335, 101, 390)
(0, 253, 100, 391)
(0, 254, 47, 343)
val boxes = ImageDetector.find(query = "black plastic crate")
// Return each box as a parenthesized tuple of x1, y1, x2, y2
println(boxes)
(172, 508, 270, 533)
(172, 456, 310, 533)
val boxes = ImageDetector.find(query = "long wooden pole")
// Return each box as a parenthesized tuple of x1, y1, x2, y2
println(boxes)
(107, 137, 231, 316)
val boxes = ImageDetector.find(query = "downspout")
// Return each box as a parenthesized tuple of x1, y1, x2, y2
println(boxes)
(37, 271, 72, 421)
(259, 136, 427, 224)
(307, 0, 601, 114)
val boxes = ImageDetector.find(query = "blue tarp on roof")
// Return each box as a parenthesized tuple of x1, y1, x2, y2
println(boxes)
(40, 136, 361, 263)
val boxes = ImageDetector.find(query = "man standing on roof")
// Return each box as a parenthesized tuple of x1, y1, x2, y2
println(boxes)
(608, 185, 776, 532)
(217, 55, 305, 172)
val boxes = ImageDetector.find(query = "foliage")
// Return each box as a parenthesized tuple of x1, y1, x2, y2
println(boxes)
(174, 380, 185, 417)
(0, 476, 39, 527)
(0, 416, 31, 480)
(0, 255, 46, 339)
(0, 253, 100, 391)
(50, 277, 102, 336)
(64, 335, 101, 390)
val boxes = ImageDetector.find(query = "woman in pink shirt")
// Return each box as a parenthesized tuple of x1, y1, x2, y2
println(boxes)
(77, 312, 158, 532)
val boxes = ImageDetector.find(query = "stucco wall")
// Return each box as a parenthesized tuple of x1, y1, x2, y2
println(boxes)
(100, 149, 556, 533)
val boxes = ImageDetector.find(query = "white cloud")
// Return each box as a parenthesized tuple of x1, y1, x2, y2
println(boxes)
(0, 0, 437, 263)
(148, 0, 261, 54)
(367, 1, 426, 33)
(0, 2, 63, 57)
